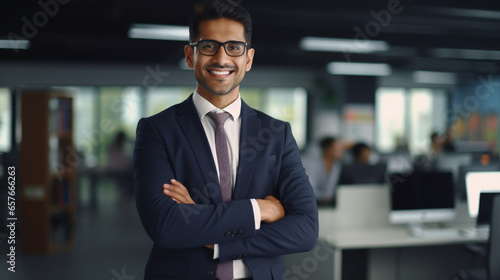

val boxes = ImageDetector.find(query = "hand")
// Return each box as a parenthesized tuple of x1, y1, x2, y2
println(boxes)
(256, 195, 285, 223)
(163, 179, 195, 204)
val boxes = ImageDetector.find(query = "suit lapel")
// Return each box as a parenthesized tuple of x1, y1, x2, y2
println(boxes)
(175, 96, 222, 203)
(233, 101, 260, 200)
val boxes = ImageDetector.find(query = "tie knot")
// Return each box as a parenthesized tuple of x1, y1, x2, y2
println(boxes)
(207, 111, 231, 127)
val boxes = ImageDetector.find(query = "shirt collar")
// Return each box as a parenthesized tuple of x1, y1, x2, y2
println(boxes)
(192, 90, 241, 121)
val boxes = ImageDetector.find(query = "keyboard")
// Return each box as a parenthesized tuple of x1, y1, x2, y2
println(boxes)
(410, 227, 461, 238)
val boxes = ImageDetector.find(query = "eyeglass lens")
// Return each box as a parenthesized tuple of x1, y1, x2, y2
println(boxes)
(198, 40, 245, 56)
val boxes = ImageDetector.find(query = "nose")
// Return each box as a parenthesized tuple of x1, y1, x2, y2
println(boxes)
(211, 44, 232, 64)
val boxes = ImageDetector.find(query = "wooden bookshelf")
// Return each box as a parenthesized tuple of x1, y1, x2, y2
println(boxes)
(19, 90, 76, 254)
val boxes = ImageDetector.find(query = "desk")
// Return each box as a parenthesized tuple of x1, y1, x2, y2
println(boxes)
(317, 184, 487, 280)
(320, 224, 487, 280)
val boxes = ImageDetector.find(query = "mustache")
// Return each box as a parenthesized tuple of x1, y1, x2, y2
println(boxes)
(205, 64, 237, 70)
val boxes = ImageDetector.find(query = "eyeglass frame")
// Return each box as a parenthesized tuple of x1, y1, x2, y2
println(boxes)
(189, 39, 249, 57)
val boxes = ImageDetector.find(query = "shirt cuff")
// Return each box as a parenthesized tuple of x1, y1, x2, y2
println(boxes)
(250, 198, 261, 230)
(213, 244, 220, 259)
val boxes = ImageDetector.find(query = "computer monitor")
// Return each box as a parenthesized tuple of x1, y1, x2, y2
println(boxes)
(338, 163, 387, 185)
(477, 192, 500, 227)
(389, 171, 456, 224)
(457, 164, 500, 200)
(465, 171, 500, 218)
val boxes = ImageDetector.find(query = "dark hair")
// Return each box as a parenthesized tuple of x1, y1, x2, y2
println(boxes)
(189, 0, 252, 47)
(320, 137, 337, 151)
(430, 132, 439, 142)
(351, 142, 370, 159)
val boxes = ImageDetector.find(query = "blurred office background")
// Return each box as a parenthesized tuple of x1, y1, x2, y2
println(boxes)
(1, 1, 500, 279)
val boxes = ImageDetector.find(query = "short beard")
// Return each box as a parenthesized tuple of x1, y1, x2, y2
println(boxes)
(199, 80, 240, 96)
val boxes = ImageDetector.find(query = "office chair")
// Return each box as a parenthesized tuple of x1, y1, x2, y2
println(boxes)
(458, 195, 500, 280)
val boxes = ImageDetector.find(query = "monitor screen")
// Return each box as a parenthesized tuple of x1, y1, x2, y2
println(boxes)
(477, 192, 500, 226)
(338, 163, 387, 185)
(465, 171, 500, 218)
(457, 164, 500, 200)
(389, 171, 455, 224)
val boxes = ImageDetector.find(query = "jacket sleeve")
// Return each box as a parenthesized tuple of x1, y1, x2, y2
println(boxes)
(218, 123, 319, 260)
(133, 117, 257, 249)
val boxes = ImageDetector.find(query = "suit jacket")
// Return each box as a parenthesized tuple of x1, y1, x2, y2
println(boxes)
(133, 95, 318, 280)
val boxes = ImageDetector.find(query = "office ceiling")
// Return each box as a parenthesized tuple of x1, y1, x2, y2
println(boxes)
(1, 0, 500, 76)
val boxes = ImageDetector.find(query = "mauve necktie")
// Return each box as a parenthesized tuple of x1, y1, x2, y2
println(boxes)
(207, 111, 233, 280)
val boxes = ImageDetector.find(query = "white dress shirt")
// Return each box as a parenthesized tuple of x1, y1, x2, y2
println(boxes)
(192, 91, 261, 279)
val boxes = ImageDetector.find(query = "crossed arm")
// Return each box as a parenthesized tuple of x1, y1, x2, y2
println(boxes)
(134, 117, 318, 256)
(163, 179, 286, 224)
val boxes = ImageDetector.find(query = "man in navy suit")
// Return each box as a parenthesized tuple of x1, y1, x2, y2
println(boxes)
(133, 1, 318, 279)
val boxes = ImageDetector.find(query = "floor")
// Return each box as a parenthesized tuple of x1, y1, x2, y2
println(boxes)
(0, 178, 153, 280)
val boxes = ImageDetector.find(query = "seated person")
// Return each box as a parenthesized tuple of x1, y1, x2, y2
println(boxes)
(351, 142, 372, 164)
(339, 142, 387, 184)
(303, 137, 344, 206)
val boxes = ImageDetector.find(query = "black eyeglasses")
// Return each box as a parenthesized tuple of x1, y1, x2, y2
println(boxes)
(189, 40, 248, 57)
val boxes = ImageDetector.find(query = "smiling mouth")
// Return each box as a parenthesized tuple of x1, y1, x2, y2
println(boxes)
(210, 70, 231, 75)
(208, 69, 234, 78)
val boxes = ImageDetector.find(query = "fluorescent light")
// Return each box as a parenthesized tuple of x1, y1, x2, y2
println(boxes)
(327, 62, 392, 76)
(429, 7, 500, 20)
(0, 39, 30, 50)
(129, 24, 189, 41)
(412, 71, 457, 84)
(430, 48, 500, 60)
(300, 37, 389, 53)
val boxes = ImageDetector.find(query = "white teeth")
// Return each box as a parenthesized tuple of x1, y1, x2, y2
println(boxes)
(210, 70, 230, 75)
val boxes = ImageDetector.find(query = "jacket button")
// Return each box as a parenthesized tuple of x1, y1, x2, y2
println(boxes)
(206, 270, 214, 277)
(224, 231, 231, 237)
(238, 230, 244, 235)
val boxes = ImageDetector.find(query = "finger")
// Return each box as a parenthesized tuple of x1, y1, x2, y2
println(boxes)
(164, 183, 189, 198)
(163, 184, 195, 204)
(163, 184, 185, 197)
(170, 179, 187, 191)
(164, 187, 187, 202)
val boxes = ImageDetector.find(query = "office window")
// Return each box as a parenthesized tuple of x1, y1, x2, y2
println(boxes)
(261, 88, 308, 149)
(67, 87, 99, 167)
(375, 88, 406, 153)
(376, 87, 447, 154)
(408, 88, 447, 154)
(99, 87, 142, 166)
(240, 88, 264, 109)
(145, 87, 192, 116)
(0, 88, 11, 152)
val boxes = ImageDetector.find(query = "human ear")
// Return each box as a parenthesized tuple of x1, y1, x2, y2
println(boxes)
(184, 45, 194, 69)
(245, 48, 255, 72)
